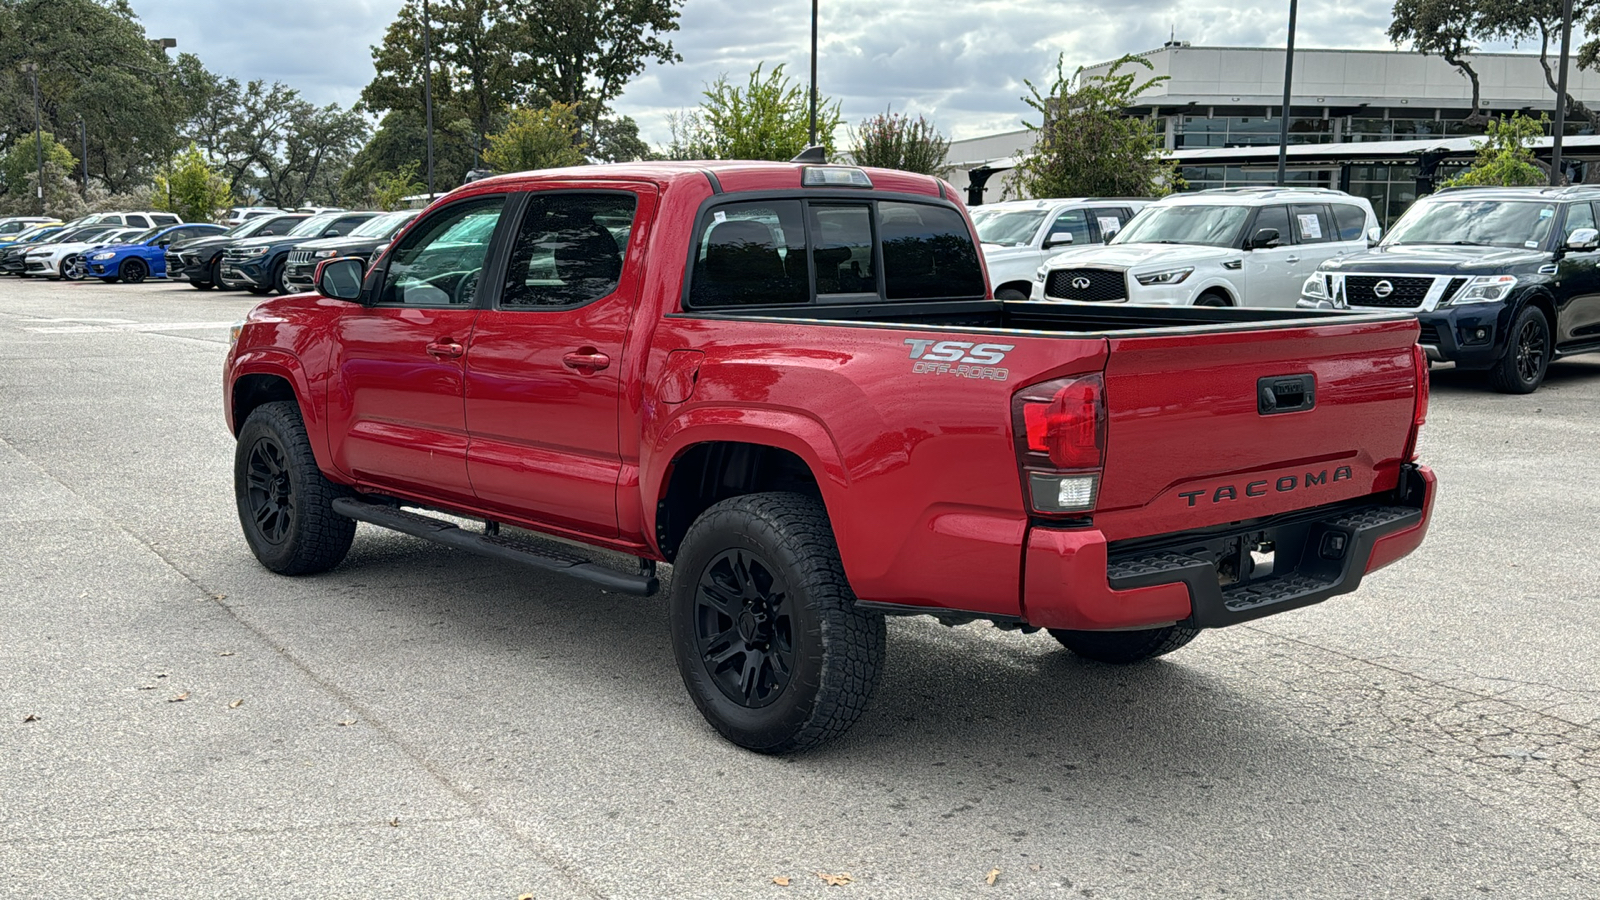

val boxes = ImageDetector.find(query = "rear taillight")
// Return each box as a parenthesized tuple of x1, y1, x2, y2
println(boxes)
(1012, 373, 1105, 515)
(1404, 343, 1429, 462)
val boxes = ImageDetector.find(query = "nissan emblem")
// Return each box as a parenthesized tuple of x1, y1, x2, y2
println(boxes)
(1373, 279, 1394, 298)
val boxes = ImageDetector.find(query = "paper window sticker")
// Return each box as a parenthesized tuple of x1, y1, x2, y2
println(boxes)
(1297, 214, 1322, 239)
(713, 211, 727, 223)
(1539, 208, 1554, 219)
(1525, 240, 1540, 248)
(1096, 216, 1121, 235)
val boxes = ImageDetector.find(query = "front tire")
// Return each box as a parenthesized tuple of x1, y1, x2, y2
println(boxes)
(120, 258, 147, 284)
(1194, 291, 1231, 307)
(1048, 625, 1200, 663)
(61, 255, 85, 281)
(234, 401, 355, 575)
(1489, 305, 1551, 394)
(669, 492, 885, 753)
(995, 287, 1031, 301)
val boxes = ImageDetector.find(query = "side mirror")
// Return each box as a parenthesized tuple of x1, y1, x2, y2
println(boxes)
(324, 229, 344, 237)
(1250, 227, 1281, 250)
(1044, 231, 1074, 249)
(1366, 225, 1382, 245)
(1566, 227, 1599, 252)
(315, 256, 366, 301)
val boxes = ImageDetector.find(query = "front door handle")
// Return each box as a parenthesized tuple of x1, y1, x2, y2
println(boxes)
(563, 348, 611, 373)
(426, 339, 464, 359)
(1285, 255, 1301, 264)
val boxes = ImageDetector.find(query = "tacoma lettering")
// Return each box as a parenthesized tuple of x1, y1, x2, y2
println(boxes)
(1179, 466, 1356, 507)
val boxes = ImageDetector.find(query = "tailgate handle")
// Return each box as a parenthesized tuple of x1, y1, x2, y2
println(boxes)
(1258, 374, 1315, 415)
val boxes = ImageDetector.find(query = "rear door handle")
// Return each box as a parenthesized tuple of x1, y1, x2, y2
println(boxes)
(563, 348, 611, 373)
(426, 339, 464, 359)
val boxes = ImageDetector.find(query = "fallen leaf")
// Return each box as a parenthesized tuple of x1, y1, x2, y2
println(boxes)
(213, 593, 226, 600)
(518, 894, 535, 900)
(1029, 864, 1042, 873)
(338, 719, 356, 726)
(217, 651, 235, 657)
(229, 699, 244, 709)
(986, 868, 1000, 886)
(168, 692, 190, 703)
(772, 876, 791, 886)
(817, 872, 852, 887)
(389, 817, 400, 827)
(137, 685, 155, 691)
(22, 714, 38, 723)
(155, 673, 167, 679)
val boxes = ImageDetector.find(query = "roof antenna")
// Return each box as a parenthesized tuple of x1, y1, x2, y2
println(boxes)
(791, 145, 827, 164)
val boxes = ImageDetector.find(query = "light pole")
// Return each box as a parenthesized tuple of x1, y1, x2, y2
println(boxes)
(422, 0, 436, 198)
(20, 63, 42, 215)
(1275, 0, 1299, 186)
(808, 0, 818, 147)
(1551, 0, 1575, 185)
(77, 117, 87, 196)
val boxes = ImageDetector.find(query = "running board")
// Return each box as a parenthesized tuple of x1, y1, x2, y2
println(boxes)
(331, 498, 659, 596)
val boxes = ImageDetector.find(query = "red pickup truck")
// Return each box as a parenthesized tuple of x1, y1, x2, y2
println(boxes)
(224, 161, 1436, 753)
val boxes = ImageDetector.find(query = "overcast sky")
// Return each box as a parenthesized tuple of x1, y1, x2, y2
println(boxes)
(126, 0, 1544, 147)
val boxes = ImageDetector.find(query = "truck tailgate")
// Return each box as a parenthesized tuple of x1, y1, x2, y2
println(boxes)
(1094, 318, 1420, 542)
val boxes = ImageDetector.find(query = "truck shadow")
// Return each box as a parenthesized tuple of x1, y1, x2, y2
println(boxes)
(1429, 356, 1600, 394)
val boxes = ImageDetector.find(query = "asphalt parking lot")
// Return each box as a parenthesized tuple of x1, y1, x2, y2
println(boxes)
(2, 275, 1598, 899)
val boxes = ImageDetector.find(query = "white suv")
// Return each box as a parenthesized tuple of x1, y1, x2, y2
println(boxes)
(1031, 187, 1380, 307)
(971, 198, 1150, 300)
(77, 211, 182, 229)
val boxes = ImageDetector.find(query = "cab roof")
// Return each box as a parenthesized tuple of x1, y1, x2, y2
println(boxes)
(457, 160, 953, 201)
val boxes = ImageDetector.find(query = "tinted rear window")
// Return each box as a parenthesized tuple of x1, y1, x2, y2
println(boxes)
(879, 202, 985, 300)
(1332, 204, 1367, 241)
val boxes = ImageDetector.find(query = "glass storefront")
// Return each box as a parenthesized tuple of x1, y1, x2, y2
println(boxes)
(1175, 116, 1333, 149)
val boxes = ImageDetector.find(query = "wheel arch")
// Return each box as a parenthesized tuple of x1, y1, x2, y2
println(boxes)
(1193, 283, 1236, 306)
(649, 416, 848, 562)
(994, 279, 1035, 300)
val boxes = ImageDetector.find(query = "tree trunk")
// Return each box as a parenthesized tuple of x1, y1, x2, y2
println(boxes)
(1443, 51, 1487, 126)
(1540, 24, 1600, 133)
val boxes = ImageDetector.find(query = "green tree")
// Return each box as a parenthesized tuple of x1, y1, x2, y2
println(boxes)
(153, 143, 232, 223)
(0, 129, 77, 215)
(848, 109, 950, 175)
(1481, 0, 1600, 131)
(1441, 112, 1549, 186)
(371, 162, 426, 210)
(667, 64, 843, 161)
(592, 115, 653, 162)
(1390, 0, 1488, 125)
(483, 103, 588, 172)
(1012, 55, 1179, 199)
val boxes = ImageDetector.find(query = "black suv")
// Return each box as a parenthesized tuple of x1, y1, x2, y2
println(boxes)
(1302, 185, 1600, 393)
(220, 210, 380, 295)
(280, 209, 419, 292)
(168, 213, 309, 290)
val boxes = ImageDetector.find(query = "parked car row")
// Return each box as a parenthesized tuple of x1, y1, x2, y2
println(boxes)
(1004, 183, 1597, 393)
(168, 208, 414, 295)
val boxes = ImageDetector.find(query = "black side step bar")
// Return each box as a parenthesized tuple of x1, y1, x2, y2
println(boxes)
(331, 498, 659, 596)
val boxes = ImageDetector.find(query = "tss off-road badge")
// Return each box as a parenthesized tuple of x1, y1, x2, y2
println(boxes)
(904, 339, 1014, 381)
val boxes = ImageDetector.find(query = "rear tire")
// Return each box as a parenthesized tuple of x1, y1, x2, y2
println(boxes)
(1048, 625, 1200, 663)
(669, 492, 886, 753)
(1488, 305, 1550, 394)
(234, 401, 355, 575)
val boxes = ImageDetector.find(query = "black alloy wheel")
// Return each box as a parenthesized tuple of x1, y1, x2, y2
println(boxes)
(1489, 305, 1551, 394)
(243, 435, 295, 546)
(120, 258, 147, 284)
(693, 548, 796, 708)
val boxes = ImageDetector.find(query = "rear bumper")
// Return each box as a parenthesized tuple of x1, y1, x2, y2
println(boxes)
(1022, 464, 1436, 631)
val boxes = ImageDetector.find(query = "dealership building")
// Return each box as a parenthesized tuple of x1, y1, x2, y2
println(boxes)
(949, 44, 1600, 222)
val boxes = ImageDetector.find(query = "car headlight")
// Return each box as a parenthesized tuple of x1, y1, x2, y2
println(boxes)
(91, 252, 116, 261)
(312, 249, 339, 259)
(1134, 267, 1193, 286)
(1035, 266, 1047, 283)
(1449, 275, 1517, 304)
(1300, 273, 1330, 300)
(243, 246, 271, 257)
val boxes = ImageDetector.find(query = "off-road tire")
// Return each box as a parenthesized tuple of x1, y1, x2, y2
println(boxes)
(669, 492, 886, 754)
(1048, 624, 1200, 663)
(234, 400, 355, 575)
(1488, 305, 1551, 394)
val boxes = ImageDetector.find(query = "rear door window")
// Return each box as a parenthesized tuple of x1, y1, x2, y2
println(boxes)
(125, 215, 150, 228)
(1332, 204, 1368, 241)
(879, 202, 985, 300)
(500, 192, 637, 309)
(689, 201, 808, 308)
(1291, 205, 1332, 244)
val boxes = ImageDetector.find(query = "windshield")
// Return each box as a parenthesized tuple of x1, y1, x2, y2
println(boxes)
(349, 210, 415, 238)
(50, 226, 113, 244)
(14, 225, 56, 241)
(128, 228, 163, 245)
(973, 209, 1048, 246)
(1112, 204, 1249, 248)
(1384, 199, 1559, 249)
(288, 213, 342, 237)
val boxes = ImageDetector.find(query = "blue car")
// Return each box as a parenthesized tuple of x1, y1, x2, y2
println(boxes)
(85, 223, 228, 283)
(0, 224, 64, 251)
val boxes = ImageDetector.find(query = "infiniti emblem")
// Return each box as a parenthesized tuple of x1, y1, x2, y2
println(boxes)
(1071, 276, 1092, 290)
(1373, 279, 1394, 298)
